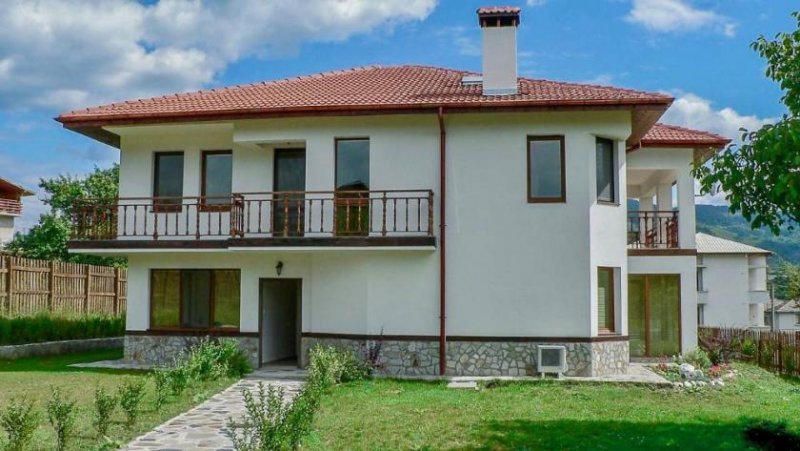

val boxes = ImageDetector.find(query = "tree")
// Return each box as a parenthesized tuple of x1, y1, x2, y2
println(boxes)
(5, 164, 123, 266)
(694, 11, 800, 235)
(771, 261, 800, 301)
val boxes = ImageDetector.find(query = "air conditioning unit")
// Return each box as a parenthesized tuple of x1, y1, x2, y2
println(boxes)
(537, 345, 568, 377)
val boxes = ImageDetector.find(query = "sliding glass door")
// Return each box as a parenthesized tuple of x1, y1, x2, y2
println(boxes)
(628, 274, 681, 357)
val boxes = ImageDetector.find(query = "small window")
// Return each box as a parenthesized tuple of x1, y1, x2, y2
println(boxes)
(796, 313, 800, 326)
(335, 138, 370, 236)
(150, 269, 240, 330)
(527, 136, 565, 203)
(597, 267, 616, 333)
(596, 138, 615, 203)
(698, 305, 705, 326)
(154, 152, 184, 210)
(201, 151, 232, 208)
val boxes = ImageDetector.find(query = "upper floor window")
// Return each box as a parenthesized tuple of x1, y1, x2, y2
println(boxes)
(201, 150, 232, 207)
(527, 136, 565, 203)
(335, 138, 370, 191)
(596, 137, 616, 203)
(150, 269, 240, 330)
(153, 151, 184, 210)
(597, 267, 616, 334)
(697, 256, 706, 292)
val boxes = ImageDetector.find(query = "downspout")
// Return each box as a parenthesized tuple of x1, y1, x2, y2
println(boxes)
(437, 106, 447, 375)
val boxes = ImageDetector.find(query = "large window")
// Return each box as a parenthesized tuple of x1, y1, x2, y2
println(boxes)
(597, 267, 616, 333)
(153, 152, 184, 210)
(150, 269, 240, 330)
(335, 138, 370, 235)
(527, 136, 565, 203)
(596, 138, 616, 203)
(201, 150, 232, 207)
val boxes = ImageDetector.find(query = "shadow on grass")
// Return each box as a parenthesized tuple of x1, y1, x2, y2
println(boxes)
(0, 348, 146, 375)
(455, 418, 766, 450)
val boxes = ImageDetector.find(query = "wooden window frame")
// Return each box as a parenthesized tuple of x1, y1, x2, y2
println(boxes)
(200, 150, 233, 212)
(153, 151, 184, 213)
(149, 268, 241, 333)
(598, 267, 616, 334)
(527, 135, 566, 203)
(595, 137, 617, 204)
(334, 137, 371, 236)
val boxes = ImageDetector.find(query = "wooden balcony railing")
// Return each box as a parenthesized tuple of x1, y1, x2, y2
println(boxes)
(71, 190, 434, 241)
(627, 210, 679, 249)
(0, 198, 22, 216)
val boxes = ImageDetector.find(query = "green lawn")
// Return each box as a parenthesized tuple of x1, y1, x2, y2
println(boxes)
(306, 364, 800, 450)
(0, 349, 236, 450)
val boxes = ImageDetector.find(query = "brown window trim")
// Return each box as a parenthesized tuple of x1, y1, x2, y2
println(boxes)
(527, 135, 566, 203)
(149, 268, 241, 331)
(596, 137, 616, 204)
(200, 150, 233, 212)
(598, 266, 616, 334)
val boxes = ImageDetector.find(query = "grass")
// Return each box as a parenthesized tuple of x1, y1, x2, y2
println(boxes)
(305, 364, 800, 450)
(0, 349, 236, 450)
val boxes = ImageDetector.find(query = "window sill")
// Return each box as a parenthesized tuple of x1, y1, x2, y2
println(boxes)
(596, 200, 620, 206)
(143, 328, 246, 337)
(527, 198, 567, 204)
(598, 330, 619, 336)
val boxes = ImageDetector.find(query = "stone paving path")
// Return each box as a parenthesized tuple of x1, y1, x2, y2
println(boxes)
(124, 366, 306, 451)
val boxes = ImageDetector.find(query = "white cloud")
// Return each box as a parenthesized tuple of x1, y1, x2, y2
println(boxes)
(527, 0, 547, 6)
(625, 0, 735, 37)
(437, 26, 481, 57)
(0, 0, 437, 111)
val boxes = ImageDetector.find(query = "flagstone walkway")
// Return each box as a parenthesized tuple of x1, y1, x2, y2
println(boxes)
(124, 365, 306, 451)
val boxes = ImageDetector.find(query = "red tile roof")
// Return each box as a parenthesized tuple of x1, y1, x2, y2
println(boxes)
(640, 123, 730, 148)
(477, 6, 521, 15)
(57, 65, 672, 126)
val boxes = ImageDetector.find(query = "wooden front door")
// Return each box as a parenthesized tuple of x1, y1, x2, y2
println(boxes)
(629, 274, 681, 357)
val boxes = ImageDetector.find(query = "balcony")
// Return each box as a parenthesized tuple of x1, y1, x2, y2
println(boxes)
(69, 190, 435, 250)
(627, 211, 679, 249)
(0, 198, 22, 216)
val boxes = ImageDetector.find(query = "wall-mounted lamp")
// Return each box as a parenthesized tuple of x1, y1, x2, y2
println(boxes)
(275, 261, 284, 276)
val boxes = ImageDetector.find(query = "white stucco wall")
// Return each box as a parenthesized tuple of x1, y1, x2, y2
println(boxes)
(0, 215, 14, 245)
(774, 311, 800, 331)
(700, 253, 768, 328)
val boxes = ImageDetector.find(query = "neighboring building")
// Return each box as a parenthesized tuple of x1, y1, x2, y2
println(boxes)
(57, 7, 728, 376)
(0, 177, 34, 246)
(696, 233, 771, 329)
(765, 300, 800, 331)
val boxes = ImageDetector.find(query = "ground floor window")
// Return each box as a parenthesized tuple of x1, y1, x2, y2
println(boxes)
(697, 304, 705, 326)
(150, 269, 241, 330)
(629, 274, 681, 357)
(597, 267, 617, 334)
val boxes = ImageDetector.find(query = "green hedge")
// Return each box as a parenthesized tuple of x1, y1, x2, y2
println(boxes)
(0, 315, 124, 346)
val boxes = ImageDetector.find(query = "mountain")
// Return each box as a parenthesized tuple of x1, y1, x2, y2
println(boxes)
(695, 205, 800, 264)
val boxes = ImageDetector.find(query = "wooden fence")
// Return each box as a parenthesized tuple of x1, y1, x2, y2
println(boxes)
(699, 326, 800, 378)
(0, 255, 126, 317)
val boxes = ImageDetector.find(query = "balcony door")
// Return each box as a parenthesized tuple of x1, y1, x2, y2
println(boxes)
(629, 274, 681, 357)
(273, 149, 306, 237)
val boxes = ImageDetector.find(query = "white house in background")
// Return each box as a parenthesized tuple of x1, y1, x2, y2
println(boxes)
(765, 300, 800, 331)
(696, 233, 771, 329)
(57, 7, 729, 377)
(0, 177, 34, 246)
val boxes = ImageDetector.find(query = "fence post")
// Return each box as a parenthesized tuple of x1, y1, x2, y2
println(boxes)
(113, 267, 120, 316)
(84, 265, 91, 315)
(6, 256, 13, 316)
(2, 255, 9, 315)
(47, 260, 55, 312)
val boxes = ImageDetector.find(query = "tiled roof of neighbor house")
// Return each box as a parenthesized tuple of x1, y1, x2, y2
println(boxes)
(765, 300, 800, 313)
(696, 232, 772, 255)
(0, 177, 34, 197)
(640, 123, 730, 148)
(477, 6, 521, 14)
(56, 65, 672, 126)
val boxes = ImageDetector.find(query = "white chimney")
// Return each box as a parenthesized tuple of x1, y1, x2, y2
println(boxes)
(477, 6, 520, 96)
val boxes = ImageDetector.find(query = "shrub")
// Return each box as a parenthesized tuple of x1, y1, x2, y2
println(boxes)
(681, 348, 712, 369)
(307, 345, 370, 389)
(46, 387, 77, 451)
(741, 338, 757, 358)
(744, 420, 800, 450)
(118, 380, 146, 428)
(0, 314, 124, 346)
(182, 339, 252, 381)
(93, 387, 117, 437)
(168, 365, 190, 396)
(152, 368, 170, 411)
(0, 398, 39, 451)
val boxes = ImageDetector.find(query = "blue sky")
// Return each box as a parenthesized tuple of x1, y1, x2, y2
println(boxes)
(0, 0, 796, 229)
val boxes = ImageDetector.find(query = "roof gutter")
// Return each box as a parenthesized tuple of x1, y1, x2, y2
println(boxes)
(437, 106, 447, 376)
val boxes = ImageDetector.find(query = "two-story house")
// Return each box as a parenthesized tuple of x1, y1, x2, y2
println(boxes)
(695, 233, 771, 329)
(0, 177, 33, 246)
(58, 7, 728, 377)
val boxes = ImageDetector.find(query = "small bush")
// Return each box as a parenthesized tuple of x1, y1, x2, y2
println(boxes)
(307, 345, 370, 389)
(93, 387, 117, 437)
(182, 339, 253, 381)
(741, 338, 757, 358)
(680, 348, 712, 369)
(0, 398, 39, 451)
(46, 387, 77, 451)
(744, 420, 800, 450)
(168, 365, 190, 396)
(152, 368, 170, 411)
(118, 380, 146, 428)
(0, 314, 124, 346)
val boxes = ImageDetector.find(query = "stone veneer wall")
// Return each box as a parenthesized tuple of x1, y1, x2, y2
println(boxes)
(125, 335, 260, 368)
(300, 337, 629, 377)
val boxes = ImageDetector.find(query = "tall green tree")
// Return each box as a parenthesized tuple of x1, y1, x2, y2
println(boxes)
(694, 11, 800, 234)
(5, 164, 123, 266)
